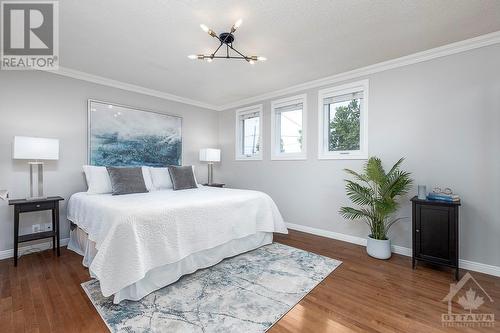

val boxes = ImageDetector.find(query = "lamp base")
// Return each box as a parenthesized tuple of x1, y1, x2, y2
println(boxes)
(207, 163, 214, 185)
(28, 162, 45, 199)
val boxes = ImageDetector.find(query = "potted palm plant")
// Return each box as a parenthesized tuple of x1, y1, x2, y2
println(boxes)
(339, 157, 413, 259)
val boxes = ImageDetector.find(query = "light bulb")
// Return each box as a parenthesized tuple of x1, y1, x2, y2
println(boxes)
(187, 55, 197, 60)
(231, 18, 243, 32)
(206, 58, 213, 63)
(208, 29, 217, 38)
(249, 60, 255, 65)
(200, 24, 209, 32)
(257, 56, 267, 61)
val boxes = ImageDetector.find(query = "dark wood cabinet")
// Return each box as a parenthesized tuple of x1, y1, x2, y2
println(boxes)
(9, 196, 64, 266)
(411, 196, 460, 280)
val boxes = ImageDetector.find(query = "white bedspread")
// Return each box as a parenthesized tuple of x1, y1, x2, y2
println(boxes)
(67, 186, 287, 297)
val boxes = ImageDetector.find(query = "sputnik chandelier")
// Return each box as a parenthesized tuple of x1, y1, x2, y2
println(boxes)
(188, 19, 266, 64)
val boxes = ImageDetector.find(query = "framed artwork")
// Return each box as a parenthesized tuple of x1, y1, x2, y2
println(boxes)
(87, 100, 182, 167)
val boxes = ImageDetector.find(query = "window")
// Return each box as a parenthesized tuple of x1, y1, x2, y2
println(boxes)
(235, 104, 263, 160)
(318, 80, 368, 159)
(271, 94, 307, 160)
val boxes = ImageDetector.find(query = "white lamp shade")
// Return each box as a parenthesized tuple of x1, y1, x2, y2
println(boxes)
(199, 148, 221, 162)
(13, 136, 59, 160)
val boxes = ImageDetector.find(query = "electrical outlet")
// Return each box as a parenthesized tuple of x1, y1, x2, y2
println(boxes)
(44, 223, 52, 231)
(32, 224, 41, 233)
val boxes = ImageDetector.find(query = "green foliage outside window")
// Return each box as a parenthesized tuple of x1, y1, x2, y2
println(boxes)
(329, 99, 360, 151)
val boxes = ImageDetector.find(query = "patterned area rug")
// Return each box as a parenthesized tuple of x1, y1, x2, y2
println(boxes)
(82, 243, 341, 333)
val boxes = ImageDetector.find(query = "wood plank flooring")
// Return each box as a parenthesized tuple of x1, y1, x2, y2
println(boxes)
(0, 230, 498, 332)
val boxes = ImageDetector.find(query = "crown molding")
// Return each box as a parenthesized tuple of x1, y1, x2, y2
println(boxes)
(41, 31, 500, 112)
(218, 30, 500, 111)
(49, 66, 219, 111)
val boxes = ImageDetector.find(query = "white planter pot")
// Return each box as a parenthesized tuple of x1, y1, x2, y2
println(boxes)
(366, 236, 392, 259)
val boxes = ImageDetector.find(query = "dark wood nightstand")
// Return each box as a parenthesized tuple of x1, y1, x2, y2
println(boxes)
(202, 183, 225, 188)
(9, 196, 64, 266)
(411, 196, 460, 280)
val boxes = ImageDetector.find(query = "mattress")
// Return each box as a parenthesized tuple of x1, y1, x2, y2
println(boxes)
(67, 186, 287, 303)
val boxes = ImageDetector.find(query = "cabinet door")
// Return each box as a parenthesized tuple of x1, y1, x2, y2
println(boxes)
(415, 205, 456, 265)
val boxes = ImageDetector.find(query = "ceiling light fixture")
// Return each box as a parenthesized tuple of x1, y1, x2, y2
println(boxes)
(188, 18, 266, 64)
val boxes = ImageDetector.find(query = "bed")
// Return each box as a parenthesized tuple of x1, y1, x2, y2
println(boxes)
(67, 186, 288, 303)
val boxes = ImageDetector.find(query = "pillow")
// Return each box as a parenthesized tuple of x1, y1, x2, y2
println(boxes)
(83, 165, 153, 194)
(149, 167, 173, 190)
(191, 165, 200, 185)
(141, 166, 154, 191)
(106, 167, 148, 195)
(82, 165, 113, 194)
(168, 165, 198, 190)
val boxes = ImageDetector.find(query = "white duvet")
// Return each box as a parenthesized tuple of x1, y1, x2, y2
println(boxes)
(67, 186, 287, 297)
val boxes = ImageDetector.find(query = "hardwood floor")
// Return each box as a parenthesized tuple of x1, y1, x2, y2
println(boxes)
(0, 230, 498, 332)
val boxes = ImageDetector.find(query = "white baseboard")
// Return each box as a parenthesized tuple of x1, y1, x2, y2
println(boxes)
(285, 222, 500, 277)
(458, 259, 500, 278)
(0, 238, 70, 260)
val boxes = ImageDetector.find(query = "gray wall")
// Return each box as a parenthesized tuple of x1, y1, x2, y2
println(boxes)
(218, 44, 500, 267)
(0, 70, 219, 251)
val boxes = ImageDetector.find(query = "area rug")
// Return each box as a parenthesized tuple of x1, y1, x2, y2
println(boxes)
(82, 243, 341, 333)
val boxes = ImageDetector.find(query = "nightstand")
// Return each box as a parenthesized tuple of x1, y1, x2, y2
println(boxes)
(411, 196, 460, 280)
(202, 183, 225, 188)
(9, 196, 64, 266)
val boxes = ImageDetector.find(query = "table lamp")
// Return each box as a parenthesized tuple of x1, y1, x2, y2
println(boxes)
(199, 148, 221, 185)
(13, 136, 59, 200)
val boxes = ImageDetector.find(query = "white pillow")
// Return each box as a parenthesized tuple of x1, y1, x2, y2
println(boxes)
(191, 165, 200, 186)
(141, 166, 154, 191)
(149, 167, 173, 190)
(83, 165, 153, 194)
(82, 165, 112, 194)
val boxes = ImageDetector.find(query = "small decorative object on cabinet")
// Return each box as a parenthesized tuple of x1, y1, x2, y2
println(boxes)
(9, 196, 64, 266)
(417, 185, 427, 200)
(202, 183, 225, 188)
(411, 196, 460, 280)
(0, 190, 8, 201)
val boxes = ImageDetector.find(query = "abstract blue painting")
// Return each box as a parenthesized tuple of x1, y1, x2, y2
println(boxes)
(88, 100, 182, 167)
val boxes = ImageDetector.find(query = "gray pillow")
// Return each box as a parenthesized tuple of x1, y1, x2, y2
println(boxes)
(106, 167, 148, 195)
(168, 165, 198, 190)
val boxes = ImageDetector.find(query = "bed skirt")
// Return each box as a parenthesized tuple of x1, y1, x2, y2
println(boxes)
(68, 225, 273, 303)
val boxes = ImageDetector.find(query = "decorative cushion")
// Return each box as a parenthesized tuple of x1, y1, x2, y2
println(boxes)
(106, 167, 148, 195)
(168, 165, 198, 190)
(149, 167, 173, 190)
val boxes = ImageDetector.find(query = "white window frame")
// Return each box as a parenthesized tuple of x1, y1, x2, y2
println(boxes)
(270, 94, 307, 160)
(235, 104, 263, 160)
(318, 79, 369, 160)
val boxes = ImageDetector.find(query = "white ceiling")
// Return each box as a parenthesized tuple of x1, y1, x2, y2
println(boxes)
(60, 0, 500, 108)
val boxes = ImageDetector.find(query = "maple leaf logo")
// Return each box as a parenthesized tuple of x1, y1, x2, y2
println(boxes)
(457, 288, 484, 313)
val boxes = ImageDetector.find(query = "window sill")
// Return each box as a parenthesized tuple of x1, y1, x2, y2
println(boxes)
(271, 154, 307, 161)
(318, 152, 368, 160)
(235, 155, 263, 161)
